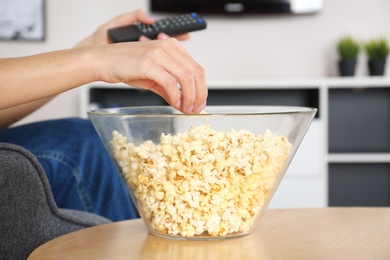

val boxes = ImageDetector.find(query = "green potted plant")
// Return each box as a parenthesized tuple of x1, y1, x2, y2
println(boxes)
(337, 35, 360, 77)
(363, 38, 389, 76)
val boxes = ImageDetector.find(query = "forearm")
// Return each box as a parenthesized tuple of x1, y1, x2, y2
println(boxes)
(0, 97, 53, 129)
(0, 47, 97, 110)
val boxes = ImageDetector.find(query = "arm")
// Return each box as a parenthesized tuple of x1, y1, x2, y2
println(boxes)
(0, 10, 154, 128)
(0, 48, 96, 110)
(0, 38, 207, 110)
(0, 98, 52, 129)
(0, 10, 204, 128)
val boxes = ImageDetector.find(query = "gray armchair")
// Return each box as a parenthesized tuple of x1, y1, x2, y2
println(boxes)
(0, 142, 111, 259)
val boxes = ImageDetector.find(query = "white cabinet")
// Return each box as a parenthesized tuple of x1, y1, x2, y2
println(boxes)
(79, 77, 390, 208)
(269, 120, 326, 208)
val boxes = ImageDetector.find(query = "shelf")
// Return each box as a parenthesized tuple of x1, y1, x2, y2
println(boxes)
(329, 163, 390, 207)
(328, 153, 390, 163)
(328, 87, 390, 153)
(206, 77, 390, 89)
(326, 77, 390, 88)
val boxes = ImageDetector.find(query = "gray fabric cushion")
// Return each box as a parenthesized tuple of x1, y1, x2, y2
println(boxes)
(0, 142, 111, 259)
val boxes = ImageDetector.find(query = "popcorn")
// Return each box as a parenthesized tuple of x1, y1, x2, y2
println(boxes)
(111, 124, 292, 238)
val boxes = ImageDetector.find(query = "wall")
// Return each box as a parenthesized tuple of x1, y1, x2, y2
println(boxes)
(1, 0, 390, 126)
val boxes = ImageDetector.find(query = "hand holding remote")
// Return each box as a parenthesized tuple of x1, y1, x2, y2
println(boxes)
(108, 13, 207, 43)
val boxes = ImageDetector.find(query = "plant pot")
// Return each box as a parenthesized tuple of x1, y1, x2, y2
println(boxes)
(368, 60, 387, 76)
(338, 60, 357, 77)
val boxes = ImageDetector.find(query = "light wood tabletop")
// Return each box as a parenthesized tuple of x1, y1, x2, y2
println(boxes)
(28, 207, 390, 260)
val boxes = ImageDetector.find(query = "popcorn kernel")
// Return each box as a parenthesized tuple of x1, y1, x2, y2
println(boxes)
(111, 124, 292, 238)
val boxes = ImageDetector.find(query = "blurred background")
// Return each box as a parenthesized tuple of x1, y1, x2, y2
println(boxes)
(0, 0, 389, 125)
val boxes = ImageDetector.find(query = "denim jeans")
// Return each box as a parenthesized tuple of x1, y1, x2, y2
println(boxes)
(0, 118, 138, 221)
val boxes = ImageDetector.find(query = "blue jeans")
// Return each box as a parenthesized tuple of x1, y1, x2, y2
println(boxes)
(0, 118, 138, 221)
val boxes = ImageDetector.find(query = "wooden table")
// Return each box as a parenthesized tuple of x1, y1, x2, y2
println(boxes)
(28, 208, 390, 259)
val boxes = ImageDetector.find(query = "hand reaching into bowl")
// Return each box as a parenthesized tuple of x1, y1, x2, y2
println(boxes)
(77, 9, 208, 115)
(91, 36, 207, 114)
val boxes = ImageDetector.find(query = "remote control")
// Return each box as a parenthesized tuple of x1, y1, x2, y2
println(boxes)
(108, 13, 207, 43)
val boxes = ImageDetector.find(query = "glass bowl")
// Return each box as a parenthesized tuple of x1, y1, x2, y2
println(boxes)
(88, 106, 317, 240)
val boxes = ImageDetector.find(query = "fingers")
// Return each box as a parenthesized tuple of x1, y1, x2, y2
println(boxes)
(157, 33, 191, 41)
(139, 35, 150, 42)
(139, 33, 191, 42)
(143, 38, 206, 114)
(171, 33, 191, 41)
(133, 39, 207, 114)
(87, 9, 155, 46)
(132, 9, 155, 24)
(108, 9, 154, 28)
(98, 38, 207, 114)
(137, 40, 200, 113)
(94, 10, 189, 46)
(157, 38, 207, 114)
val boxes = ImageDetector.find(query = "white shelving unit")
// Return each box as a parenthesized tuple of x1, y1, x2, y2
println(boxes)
(79, 77, 390, 208)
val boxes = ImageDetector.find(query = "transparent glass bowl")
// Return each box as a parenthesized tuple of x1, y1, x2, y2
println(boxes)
(88, 106, 317, 240)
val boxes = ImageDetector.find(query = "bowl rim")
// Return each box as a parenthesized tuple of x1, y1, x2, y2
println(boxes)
(87, 105, 318, 117)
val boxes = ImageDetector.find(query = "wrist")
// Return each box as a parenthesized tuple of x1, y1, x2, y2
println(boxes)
(73, 46, 102, 83)
(74, 35, 94, 48)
